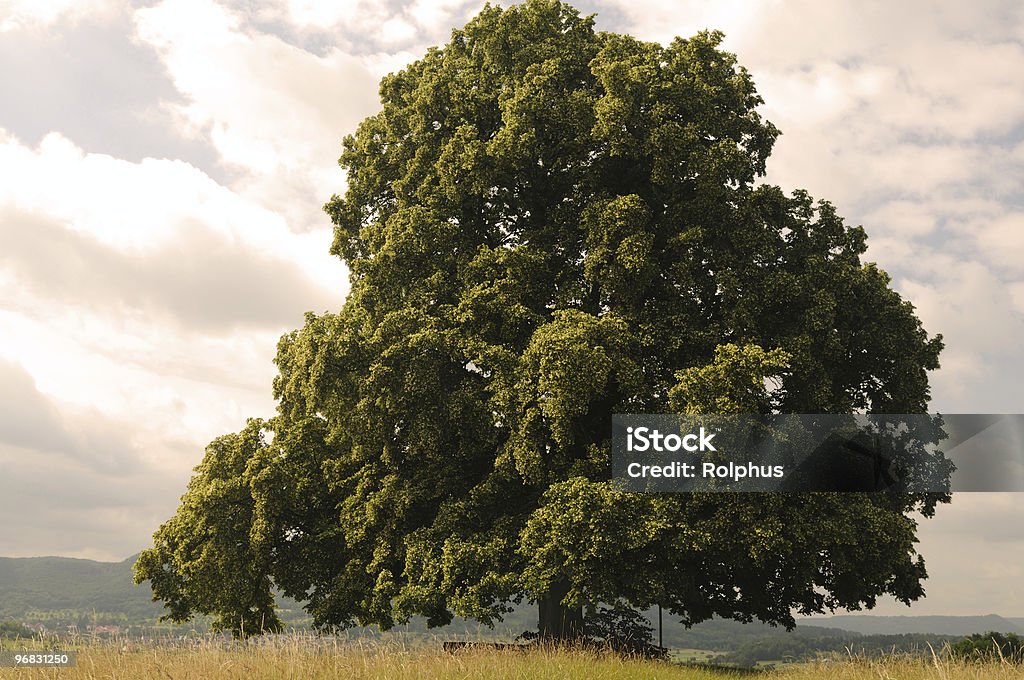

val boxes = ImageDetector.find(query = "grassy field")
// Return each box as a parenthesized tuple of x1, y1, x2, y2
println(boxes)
(2, 637, 1023, 679)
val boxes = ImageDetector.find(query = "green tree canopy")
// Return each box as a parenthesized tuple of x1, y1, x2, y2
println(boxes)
(135, 0, 946, 639)
(951, 632, 1024, 663)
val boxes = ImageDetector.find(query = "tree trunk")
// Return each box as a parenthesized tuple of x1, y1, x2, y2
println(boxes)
(537, 577, 584, 642)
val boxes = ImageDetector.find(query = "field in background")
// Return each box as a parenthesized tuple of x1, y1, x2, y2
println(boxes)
(2, 636, 1024, 680)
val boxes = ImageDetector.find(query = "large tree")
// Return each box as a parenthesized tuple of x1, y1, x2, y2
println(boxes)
(135, 0, 947, 640)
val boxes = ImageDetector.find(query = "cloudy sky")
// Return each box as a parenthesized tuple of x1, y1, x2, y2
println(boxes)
(1, 0, 1022, 617)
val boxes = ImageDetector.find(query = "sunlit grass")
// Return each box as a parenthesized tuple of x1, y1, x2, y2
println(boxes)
(1, 635, 1023, 679)
(784, 655, 1024, 680)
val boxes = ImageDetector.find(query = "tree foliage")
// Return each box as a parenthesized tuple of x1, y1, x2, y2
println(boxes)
(0, 620, 33, 640)
(950, 632, 1024, 663)
(133, 421, 283, 636)
(135, 0, 946, 638)
(582, 602, 667, 658)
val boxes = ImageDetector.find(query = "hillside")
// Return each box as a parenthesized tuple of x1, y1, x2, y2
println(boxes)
(2, 553, 1021, 648)
(0, 554, 527, 635)
(801, 614, 1024, 636)
(0, 554, 838, 642)
(0, 554, 161, 624)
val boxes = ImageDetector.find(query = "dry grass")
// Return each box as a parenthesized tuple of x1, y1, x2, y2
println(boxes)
(783, 655, 1024, 680)
(2, 636, 1023, 680)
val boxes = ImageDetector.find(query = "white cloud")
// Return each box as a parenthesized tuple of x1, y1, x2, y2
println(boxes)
(861, 201, 938, 239)
(754, 62, 890, 128)
(889, 40, 1024, 140)
(0, 124, 346, 420)
(597, 0, 774, 49)
(895, 259, 1024, 413)
(134, 0, 382, 232)
(408, 0, 477, 35)
(0, 123, 348, 556)
(0, 357, 197, 560)
(379, 15, 418, 46)
(282, 0, 383, 30)
(0, 305, 280, 454)
(0, 0, 121, 32)
(0, 130, 344, 293)
(899, 493, 1024, 616)
(977, 212, 1024, 273)
(277, 0, 481, 46)
(899, 261, 1023, 356)
(1009, 282, 1024, 316)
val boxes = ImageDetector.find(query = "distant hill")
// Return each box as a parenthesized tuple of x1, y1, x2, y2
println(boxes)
(0, 554, 161, 624)
(3, 552, 1022, 645)
(0, 553, 527, 635)
(0, 554, 847, 642)
(801, 615, 1024, 636)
